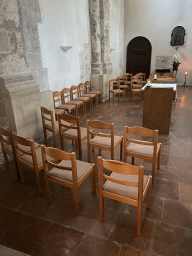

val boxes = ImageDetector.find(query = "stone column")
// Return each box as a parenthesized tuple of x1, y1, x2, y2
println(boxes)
(99, 0, 113, 74)
(89, 0, 112, 101)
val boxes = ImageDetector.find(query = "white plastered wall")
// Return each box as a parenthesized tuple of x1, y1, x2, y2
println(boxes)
(124, 0, 192, 85)
(38, 0, 91, 91)
(110, 0, 124, 79)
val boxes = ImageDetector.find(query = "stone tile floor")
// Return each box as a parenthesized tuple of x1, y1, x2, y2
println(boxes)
(0, 86, 192, 256)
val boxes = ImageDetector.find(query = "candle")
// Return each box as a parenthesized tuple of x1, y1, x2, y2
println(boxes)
(185, 72, 188, 76)
(154, 74, 157, 80)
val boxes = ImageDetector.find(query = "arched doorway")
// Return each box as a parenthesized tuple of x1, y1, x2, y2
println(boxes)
(126, 37, 152, 79)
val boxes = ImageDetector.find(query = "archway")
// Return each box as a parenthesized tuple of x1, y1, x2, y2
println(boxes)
(126, 36, 152, 79)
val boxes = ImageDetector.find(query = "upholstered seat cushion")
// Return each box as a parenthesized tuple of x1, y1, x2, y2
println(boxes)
(63, 127, 87, 138)
(127, 142, 160, 156)
(20, 146, 50, 166)
(48, 160, 92, 182)
(90, 135, 122, 147)
(103, 172, 149, 200)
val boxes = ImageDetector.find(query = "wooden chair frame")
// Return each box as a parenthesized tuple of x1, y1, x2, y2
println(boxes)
(41, 146, 96, 215)
(124, 126, 161, 182)
(78, 83, 93, 110)
(130, 78, 143, 101)
(12, 133, 44, 195)
(81, 82, 98, 107)
(109, 79, 125, 104)
(62, 88, 84, 115)
(41, 106, 59, 148)
(117, 75, 130, 94)
(59, 113, 87, 160)
(0, 126, 20, 180)
(71, 85, 90, 113)
(86, 81, 102, 103)
(98, 157, 152, 235)
(53, 91, 77, 117)
(87, 120, 123, 162)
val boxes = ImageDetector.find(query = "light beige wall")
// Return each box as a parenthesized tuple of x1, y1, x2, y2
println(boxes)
(124, 0, 192, 85)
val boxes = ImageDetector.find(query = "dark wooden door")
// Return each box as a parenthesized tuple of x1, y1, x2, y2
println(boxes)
(126, 37, 152, 79)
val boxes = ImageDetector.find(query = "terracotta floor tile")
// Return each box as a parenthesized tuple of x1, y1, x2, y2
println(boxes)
(0, 213, 51, 254)
(0, 183, 34, 209)
(31, 223, 84, 256)
(180, 183, 192, 204)
(152, 221, 192, 256)
(109, 213, 154, 251)
(0, 245, 30, 256)
(119, 245, 157, 256)
(162, 199, 192, 229)
(152, 178, 179, 200)
(0, 206, 21, 237)
(74, 234, 120, 256)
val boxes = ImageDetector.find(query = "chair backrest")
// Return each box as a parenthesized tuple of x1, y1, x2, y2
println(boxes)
(12, 133, 38, 168)
(124, 126, 158, 159)
(41, 146, 77, 183)
(0, 126, 14, 155)
(87, 120, 114, 147)
(53, 91, 63, 108)
(40, 107, 55, 132)
(71, 85, 80, 100)
(79, 83, 86, 96)
(109, 79, 119, 90)
(98, 157, 144, 200)
(124, 73, 132, 81)
(131, 78, 142, 88)
(137, 73, 146, 81)
(85, 81, 91, 93)
(58, 113, 80, 137)
(62, 88, 72, 103)
(117, 75, 127, 83)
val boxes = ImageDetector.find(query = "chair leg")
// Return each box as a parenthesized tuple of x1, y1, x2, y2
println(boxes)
(146, 177, 152, 209)
(78, 140, 82, 161)
(157, 144, 161, 170)
(132, 157, 134, 165)
(100, 93, 103, 103)
(99, 149, 101, 156)
(52, 130, 57, 148)
(113, 93, 115, 104)
(120, 140, 123, 161)
(35, 169, 42, 195)
(111, 148, 114, 160)
(152, 162, 156, 183)
(43, 127, 47, 144)
(137, 200, 142, 236)
(99, 195, 104, 222)
(88, 145, 91, 163)
(2, 150, 10, 172)
(17, 162, 25, 183)
(92, 166, 96, 195)
(73, 185, 79, 215)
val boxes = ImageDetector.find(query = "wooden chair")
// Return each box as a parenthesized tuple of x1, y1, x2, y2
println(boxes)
(117, 75, 129, 94)
(78, 83, 93, 109)
(87, 120, 123, 162)
(81, 83, 98, 107)
(71, 85, 91, 113)
(12, 133, 54, 195)
(137, 73, 146, 86)
(41, 106, 71, 148)
(58, 113, 87, 160)
(62, 88, 85, 115)
(53, 91, 77, 117)
(86, 81, 102, 103)
(130, 78, 143, 101)
(109, 79, 125, 104)
(0, 126, 20, 180)
(124, 126, 161, 183)
(98, 157, 152, 235)
(41, 146, 96, 214)
(123, 73, 132, 88)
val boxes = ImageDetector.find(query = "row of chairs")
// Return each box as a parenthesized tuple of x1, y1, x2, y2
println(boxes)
(41, 108, 161, 183)
(53, 81, 102, 117)
(0, 125, 153, 236)
(109, 72, 147, 103)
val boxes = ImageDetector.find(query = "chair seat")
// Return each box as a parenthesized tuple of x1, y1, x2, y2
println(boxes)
(66, 100, 83, 106)
(48, 159, 92, 183)
(45, 120, 71, 131)
(63, 127, 87, 138)
(83, 93, 97, 98)
(75, 97, 90, 101)
(119, 85, 129, 88)
(88, 91, 101, 94)
(20, 147, 51, 167)
(104, 172, 149, 200)
(55, 104, 75, 110)
(127, 143, 160, 156)
(90, 135, 122, 147)
(111, 89, 124, 94)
